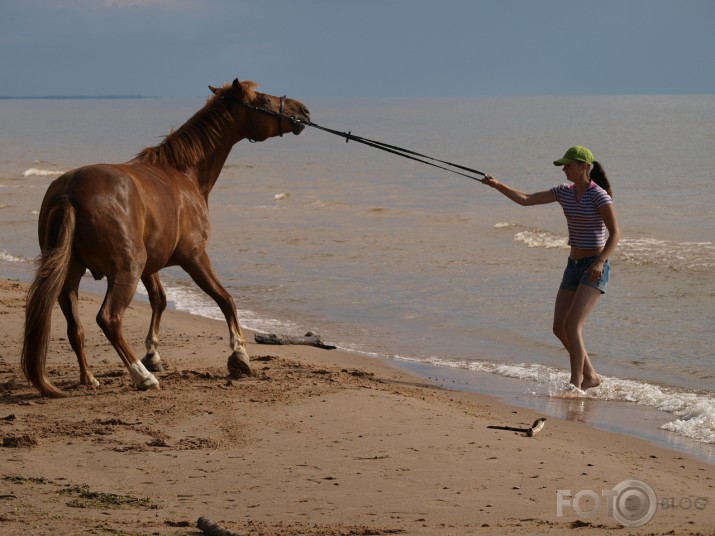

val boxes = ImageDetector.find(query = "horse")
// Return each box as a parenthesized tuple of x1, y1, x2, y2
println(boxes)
(21, 78, 310, 398)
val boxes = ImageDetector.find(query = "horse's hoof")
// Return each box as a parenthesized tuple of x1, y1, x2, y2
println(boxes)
(129, 362, 160, 391)
(227, 352, 253, 379)
(142, 353, 164, 373)
(138, 375, 161, 391)
(81, 376, 100, 388)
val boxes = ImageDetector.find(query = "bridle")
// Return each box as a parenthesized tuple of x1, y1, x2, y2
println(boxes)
(238, 94, 294, 139)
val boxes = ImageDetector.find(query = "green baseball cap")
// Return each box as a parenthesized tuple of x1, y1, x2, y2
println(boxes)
(553, 145, 594, 166)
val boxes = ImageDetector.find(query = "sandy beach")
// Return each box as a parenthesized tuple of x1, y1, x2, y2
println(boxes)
(0, 278, 712, 535)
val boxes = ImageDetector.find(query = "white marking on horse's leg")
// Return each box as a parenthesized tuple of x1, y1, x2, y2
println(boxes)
(80, 372, 101, 388)
(229, 327, 246, 353)
(230, 327, 250, 362)
(142, 334, 163, 372)
(128, 361, 160, 391)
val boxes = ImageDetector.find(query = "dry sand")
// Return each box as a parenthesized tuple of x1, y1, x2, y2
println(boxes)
(0, 278, 712, 535)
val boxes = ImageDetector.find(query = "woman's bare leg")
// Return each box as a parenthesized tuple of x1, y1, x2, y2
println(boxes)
(553, 287, 602, 389)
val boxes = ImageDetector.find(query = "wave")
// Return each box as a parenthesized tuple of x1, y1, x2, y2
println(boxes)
(514, 229, 568, 249)
(135, 280, 300, 336)
(509, 224, 715, 272)
(393, 355, 714, 444)
(0, 250, 31, 264)
(22, 168, 64, 177)
(618, 237, 715, 271)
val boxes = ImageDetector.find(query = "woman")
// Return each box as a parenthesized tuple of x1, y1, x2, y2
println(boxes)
(482, 146, 621, 391)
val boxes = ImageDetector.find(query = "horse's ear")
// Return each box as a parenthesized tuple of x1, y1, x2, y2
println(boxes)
(208, 85, 220, 95)
(231, 78, 244, 99)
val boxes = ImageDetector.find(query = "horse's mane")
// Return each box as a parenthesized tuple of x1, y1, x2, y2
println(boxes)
(136, 81, 259, 171)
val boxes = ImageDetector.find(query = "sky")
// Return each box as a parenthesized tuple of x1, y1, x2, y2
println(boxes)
(0, 0, 713, 98)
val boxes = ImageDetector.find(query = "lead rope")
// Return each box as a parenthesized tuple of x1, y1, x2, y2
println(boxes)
(302, 120, 487, 183)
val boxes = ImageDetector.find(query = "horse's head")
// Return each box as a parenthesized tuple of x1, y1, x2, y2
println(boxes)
(210, 79, 310, 142)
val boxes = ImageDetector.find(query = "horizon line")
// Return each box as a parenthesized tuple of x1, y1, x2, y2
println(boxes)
(0, 95, 159, 100)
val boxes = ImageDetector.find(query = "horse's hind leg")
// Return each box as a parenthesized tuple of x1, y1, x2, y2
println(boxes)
(57, 261, 99, 388)
(97, 276, 159, 391)
(182, 253, 252, 378)
(141, 273, 167, 373)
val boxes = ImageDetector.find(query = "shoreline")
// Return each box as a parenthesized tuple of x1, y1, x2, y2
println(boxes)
(1, 277, 713, 534)
(4, 267, 715, 464)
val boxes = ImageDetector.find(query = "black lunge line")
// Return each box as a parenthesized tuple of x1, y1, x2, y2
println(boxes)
(303, 120, 487, 183)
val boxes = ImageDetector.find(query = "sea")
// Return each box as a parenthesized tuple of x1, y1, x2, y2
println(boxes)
(1, 94, 713, 463)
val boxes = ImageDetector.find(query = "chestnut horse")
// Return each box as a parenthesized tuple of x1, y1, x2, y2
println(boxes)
(21, 79, 310, 397)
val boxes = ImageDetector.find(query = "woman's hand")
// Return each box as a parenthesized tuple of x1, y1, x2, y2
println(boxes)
(482, 174, 499, 188)
(587, 259, 605, 282)
(481, 175, 555, 206)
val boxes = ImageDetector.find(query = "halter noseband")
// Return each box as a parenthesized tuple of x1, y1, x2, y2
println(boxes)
(238, 94, 292, 138)
(278, 95, 285, 137)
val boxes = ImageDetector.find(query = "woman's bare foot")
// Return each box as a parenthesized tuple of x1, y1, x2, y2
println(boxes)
(581, 375, 601, 390)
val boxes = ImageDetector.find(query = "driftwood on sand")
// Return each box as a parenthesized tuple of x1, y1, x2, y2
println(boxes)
(254, 331, 336, 350)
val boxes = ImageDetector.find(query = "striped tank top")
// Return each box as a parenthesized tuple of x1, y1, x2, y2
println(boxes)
(551, 181, 613, 249)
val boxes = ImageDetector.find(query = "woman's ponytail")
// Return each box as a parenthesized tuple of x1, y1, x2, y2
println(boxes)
(590, 161, 612, 198)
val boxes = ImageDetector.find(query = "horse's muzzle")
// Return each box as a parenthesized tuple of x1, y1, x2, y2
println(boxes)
(291, 114, 310, 134)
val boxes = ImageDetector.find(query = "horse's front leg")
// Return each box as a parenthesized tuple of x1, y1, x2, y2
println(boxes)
(182, 253, 252, 378)
(140, 273, 167, 372)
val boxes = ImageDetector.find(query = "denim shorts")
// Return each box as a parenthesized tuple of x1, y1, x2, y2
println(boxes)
(560, 256, 610, 294)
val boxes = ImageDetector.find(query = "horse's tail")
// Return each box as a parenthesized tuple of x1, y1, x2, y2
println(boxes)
(21, 196, 76, 398)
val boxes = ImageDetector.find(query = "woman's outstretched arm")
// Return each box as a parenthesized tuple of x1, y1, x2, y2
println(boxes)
(482, 174, 556, 206)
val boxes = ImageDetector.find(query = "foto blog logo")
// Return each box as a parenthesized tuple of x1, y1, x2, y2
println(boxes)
(556, 479, 657, 527)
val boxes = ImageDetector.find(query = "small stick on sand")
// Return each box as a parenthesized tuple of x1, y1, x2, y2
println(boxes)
(487, 417, 547, 437)
(527, 417, 547, 437)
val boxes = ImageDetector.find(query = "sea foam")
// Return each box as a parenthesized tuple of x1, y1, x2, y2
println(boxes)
(0, 250, 28, 263)
(22, 168, 63, 177)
